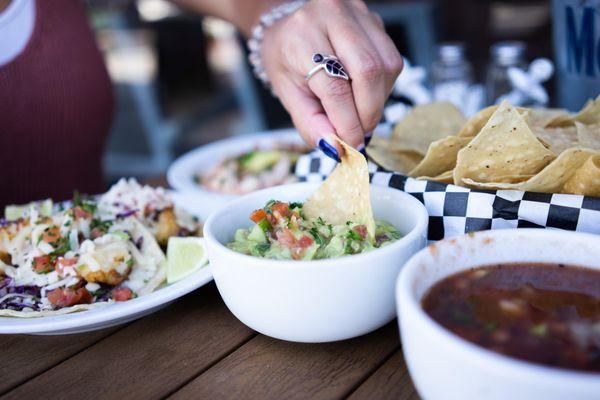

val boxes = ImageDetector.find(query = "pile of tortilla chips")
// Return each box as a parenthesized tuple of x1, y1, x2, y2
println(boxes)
(367, 99, 600, 197)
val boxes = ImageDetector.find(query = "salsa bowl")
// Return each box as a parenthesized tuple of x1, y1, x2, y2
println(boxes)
(397, 229, 600, 400)
(203, 182, 428, 342)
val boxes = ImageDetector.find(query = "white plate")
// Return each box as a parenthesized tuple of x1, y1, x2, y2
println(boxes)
(167, 129, 305, 219)
(0, 265, 212, 335)
(0, 194, 214, 335)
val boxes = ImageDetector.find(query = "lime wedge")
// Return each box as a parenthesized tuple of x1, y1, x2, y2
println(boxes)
(166, 237, 208, 284)
(5, 199, 53, 220)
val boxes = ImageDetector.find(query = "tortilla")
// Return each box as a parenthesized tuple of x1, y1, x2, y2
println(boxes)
(125, 219, 167, 296)
(391, 102, 465, 154)
(0, 302, 110, 318)
(457, 106, 498, 137)
(461, 148, 598, 193)
(417, 170, 454, 184)
(304, 137, 376, 237)
(533, 126, 579, 155)
(453, 101, 556, 185)
(576, 122, 600, 150)
(563, 154, 600, 196)
(524, 108, 570, 129)
(547, 96, 600, 127)
(409, 136, 472, 178)
(0, 220, 167, 318)
(366, 145, 422, 174)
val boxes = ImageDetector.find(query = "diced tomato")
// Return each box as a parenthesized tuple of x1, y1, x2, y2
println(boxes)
(353, 225, 368, 239)
(250, 209, 267, 223)
(54, 257, 77, 274)
(90, 228, 104, 239)
(73, 206, 92, 219)
(271, 202, 290, 218)
(275, 228, 297, 247)
(33, 255, 53, 273)
(111, 287, 133, 302)
(297, 236, 314, 248)
(47, 287, 92, 307)
(41, 226, 60, 243)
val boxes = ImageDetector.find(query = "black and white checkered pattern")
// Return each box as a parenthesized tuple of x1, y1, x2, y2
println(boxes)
(295, 150, 600, 242)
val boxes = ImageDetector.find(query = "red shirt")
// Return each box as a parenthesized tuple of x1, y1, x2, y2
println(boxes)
(0, 0, 114, 207)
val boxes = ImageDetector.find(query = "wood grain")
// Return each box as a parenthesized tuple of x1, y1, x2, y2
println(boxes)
(170, 322, 400, 400)
(0, 328, 120, 395)
(2, 283, 255, 400)
(347, 350, 420, 400)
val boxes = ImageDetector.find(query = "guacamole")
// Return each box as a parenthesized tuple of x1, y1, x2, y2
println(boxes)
(227, 200, 401, 260)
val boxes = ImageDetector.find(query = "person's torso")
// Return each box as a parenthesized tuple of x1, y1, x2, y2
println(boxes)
(0, 0, 114, 207)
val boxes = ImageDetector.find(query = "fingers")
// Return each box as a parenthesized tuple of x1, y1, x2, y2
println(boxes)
(351, 8, 404, 92)
(306, 63, 365, 150)
(325, 6, 387, 134)
(274, 78, 344, 160)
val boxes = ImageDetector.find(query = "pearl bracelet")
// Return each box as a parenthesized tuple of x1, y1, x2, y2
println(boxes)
(247, 0, 308, 93)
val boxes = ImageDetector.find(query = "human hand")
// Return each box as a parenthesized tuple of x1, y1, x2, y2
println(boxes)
(259, 0, 403, 159)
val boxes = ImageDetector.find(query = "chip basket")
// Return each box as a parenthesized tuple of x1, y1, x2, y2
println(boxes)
(295, 150, 600, 242)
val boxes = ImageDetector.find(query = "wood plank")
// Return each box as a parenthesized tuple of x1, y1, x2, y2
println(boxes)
(0, 327, 120, 395)
(2, 283, 255, 400)
(347, 350, 420, 400)
(170, 322, 400, 400)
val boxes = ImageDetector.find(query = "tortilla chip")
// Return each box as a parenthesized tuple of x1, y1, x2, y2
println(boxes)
(454, 101, 556, 185)
(547, 96, 600, 127)
(417, 170, 454, 184)
(391, 102, 465, 154)
(303, 137, 376, 236)
(409, 136, 471, 178)
(563, 154, 600, 197)
(576, 122, 600, 150)
(461, 148, 597, 193)
(367, 141, 423, 174)
(533, 126, 579, 155)
(524, 108, 570, 129)
(457, 106, 498, 137)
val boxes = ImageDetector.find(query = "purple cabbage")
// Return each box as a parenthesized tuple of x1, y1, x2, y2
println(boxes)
(0, 277, 42, 311)
(116, 209, 138, 219)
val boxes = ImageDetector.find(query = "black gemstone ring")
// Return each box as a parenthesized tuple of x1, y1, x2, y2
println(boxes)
(305, 53, 350, 81)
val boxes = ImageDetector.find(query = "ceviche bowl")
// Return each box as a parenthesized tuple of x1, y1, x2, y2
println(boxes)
(167, 129, 306, 219)
(397, 229, 600, 400)
(203, 182, 428, 343)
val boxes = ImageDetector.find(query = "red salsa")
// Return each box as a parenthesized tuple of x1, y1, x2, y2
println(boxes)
(422, 263, 600, 373)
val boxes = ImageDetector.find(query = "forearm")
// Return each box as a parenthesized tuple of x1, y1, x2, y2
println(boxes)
(170, 0, 283, 36)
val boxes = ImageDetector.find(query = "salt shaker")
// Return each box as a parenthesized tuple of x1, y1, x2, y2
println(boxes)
(485, 41, 527, 105)
(430, 43, 474, 110)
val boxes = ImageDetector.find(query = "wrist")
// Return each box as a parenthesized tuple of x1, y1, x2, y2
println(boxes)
(234, 0, 285, 37)
(247, 0, 308, 92)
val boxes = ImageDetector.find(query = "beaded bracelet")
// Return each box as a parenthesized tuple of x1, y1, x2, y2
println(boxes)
(247, 0, 308, 93)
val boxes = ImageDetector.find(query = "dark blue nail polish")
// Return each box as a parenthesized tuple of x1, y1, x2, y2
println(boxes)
(318, 139, 341, 162)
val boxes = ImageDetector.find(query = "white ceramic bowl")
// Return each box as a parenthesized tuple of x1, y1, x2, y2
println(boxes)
(203, 182, 428, 343)
(167, 129, 305, 218)
(397, 229, 600, 400)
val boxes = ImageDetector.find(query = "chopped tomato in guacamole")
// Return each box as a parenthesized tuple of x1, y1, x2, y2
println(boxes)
(227, 201, 401, 260)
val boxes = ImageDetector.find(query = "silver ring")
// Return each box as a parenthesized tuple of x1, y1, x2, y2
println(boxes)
(305, 53, 350, 82)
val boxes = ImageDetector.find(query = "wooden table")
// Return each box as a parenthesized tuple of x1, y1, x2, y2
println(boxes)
(0, 282, 419, 399)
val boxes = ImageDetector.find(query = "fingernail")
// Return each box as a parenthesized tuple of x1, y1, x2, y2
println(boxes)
(364, 132, 373, 147)
(358, 145, 367, 158)
(318, 138, 341, 162)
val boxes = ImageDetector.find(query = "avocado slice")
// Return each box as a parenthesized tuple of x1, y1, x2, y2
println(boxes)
(239, 150, 282, 173)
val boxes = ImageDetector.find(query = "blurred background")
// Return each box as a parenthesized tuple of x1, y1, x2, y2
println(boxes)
(84, 0, 590, 181)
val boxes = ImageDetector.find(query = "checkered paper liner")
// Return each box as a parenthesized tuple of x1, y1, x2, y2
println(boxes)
(294, 150, 600, 242)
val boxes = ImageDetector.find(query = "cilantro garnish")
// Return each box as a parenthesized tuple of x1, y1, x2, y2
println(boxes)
(346, 230, 362, 241)
(309, 227, 324, 246)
